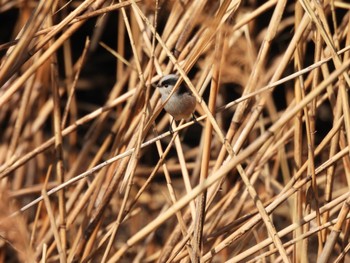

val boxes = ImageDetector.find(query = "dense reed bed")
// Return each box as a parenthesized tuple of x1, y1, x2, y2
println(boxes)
(0, 0, 350, 262)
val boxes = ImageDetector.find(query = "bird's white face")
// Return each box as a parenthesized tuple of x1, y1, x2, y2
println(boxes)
(156, 74, 179, 97)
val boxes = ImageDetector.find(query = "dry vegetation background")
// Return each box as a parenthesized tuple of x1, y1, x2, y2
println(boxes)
(1, 0, 350, 262)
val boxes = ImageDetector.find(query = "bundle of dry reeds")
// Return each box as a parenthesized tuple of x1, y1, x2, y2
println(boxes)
(0, 0, 350, 262)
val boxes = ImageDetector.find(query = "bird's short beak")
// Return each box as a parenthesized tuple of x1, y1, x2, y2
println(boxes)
(151, 83, 158, 88)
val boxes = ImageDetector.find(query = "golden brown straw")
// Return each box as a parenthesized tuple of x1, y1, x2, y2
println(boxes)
(0, 0, 350, 262)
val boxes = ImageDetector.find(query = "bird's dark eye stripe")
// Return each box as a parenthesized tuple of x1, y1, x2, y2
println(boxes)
(161, 79, 178, 87)
(160, 78, 190, 94)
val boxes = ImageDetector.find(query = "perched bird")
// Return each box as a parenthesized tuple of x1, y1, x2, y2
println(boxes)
(156, 74, 196, 121)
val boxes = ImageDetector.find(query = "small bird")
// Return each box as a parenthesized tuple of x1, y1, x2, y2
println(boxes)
(156, 74, 196, 121)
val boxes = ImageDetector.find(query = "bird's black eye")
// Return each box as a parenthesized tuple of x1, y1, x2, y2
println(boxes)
(164, 84, 168, 88)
